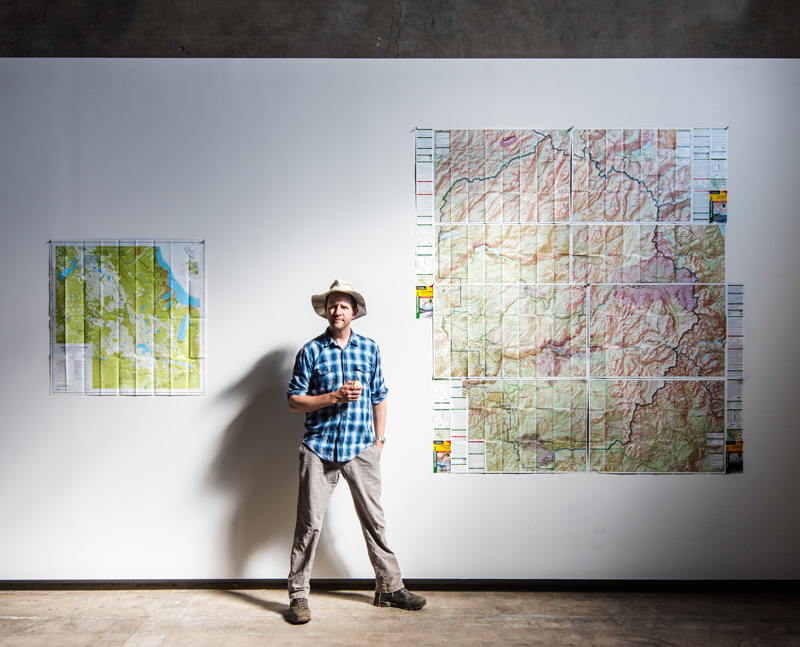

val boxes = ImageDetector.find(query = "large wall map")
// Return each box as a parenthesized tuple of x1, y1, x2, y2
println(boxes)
(50, 240, 205, 395)
(416, 128, 738, 474)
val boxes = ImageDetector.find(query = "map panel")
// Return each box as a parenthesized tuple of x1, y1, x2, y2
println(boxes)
(589, 379, 725, 473)
(436, 224, 571, 285)
(50, 240, 205, 395)
(573, 129, 691, 222)
(436, 130, 571, 224)
(425, 128, 728, 474)
(464, 379, 587, 472)
(590, 284, 726, 378)
(434, 283, 587, 380)
(573, 224, 724, 284)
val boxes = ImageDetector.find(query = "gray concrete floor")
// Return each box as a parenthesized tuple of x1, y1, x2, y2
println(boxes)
(2, 586, 800, 646)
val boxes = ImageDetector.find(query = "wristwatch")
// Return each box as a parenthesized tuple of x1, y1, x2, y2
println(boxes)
(376, 437, 386, 443)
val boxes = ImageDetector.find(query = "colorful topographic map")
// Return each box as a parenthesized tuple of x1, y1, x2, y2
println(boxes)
(50, 241, 205, 395)
(431, 129, 726, 473)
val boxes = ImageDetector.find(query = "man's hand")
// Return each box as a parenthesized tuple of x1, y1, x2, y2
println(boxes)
(333, 380, 362, 404)
(288, 380, 361, 413)
(289, 381, 363, 413)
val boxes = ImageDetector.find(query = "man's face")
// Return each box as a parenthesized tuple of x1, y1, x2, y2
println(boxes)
(326, 292, 358, 332)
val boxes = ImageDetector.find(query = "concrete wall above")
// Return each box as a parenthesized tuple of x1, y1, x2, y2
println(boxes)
(2, 0, 799, 58)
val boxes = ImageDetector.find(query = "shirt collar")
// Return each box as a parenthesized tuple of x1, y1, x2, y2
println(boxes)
(322, 328, 360, 348)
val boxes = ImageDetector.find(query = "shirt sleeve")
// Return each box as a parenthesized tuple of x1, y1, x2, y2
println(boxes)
(287, 347, 312, 399)
(370, 345, 389, 404)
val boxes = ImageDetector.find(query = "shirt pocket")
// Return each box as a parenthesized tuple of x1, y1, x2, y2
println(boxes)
(352, 364, 370, 394)
(310, 365, 334, 395)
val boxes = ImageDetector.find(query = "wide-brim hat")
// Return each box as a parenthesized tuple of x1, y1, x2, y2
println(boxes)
(311, 279, 367, 319)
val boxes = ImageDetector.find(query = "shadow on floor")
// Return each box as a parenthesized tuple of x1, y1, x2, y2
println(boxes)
(316, 589, 374, 606)
(215, 586, 374, 623)
(209, 349, 347, 581)
(214, 588, 289, 616)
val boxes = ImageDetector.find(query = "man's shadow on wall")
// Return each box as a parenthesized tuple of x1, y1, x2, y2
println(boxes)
(210, 349, 347, 580)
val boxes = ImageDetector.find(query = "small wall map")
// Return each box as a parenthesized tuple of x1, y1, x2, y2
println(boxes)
(50, 240, 205, 395)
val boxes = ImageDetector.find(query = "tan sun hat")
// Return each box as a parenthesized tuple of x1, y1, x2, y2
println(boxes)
(311, 279, 367, 319)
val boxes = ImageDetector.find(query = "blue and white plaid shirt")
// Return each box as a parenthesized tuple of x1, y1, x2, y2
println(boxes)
(287, 329, 389, 462)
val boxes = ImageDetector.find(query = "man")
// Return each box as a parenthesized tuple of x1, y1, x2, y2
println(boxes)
(285, 279, 426, 625)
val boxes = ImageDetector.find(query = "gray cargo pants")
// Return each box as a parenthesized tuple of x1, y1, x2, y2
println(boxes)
(288, 443, 404, 600)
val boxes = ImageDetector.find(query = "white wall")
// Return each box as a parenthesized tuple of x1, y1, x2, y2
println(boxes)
(1, 58, 798, 581)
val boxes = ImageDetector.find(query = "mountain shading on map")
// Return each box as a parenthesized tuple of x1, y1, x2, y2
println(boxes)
(427, 128, 728, 473)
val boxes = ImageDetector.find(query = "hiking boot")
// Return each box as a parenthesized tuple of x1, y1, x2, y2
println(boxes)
(373, 587, 427, 610)
(287, 598, 311, 624)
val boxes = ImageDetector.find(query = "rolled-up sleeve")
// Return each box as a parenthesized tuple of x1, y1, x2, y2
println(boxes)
(287, 348, 311, 399)
(370, 346, 388, 405)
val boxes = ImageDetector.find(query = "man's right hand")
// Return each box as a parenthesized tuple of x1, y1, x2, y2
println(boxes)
(333, 380, 363, 403)
(288, 381, 362, 413)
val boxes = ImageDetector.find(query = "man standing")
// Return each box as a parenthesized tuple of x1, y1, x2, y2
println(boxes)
(286, 280, 426, 625)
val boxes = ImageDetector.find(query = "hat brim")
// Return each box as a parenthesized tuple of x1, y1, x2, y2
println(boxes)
(311, 288, 367, 319)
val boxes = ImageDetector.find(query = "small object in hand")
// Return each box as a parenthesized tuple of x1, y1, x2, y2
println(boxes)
(352, 380, 362, 389)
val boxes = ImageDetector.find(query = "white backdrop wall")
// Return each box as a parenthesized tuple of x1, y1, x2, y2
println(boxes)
(1, 58, 798, 581)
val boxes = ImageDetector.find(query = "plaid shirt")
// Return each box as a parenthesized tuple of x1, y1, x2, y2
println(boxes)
(287, 329, 388, 462)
